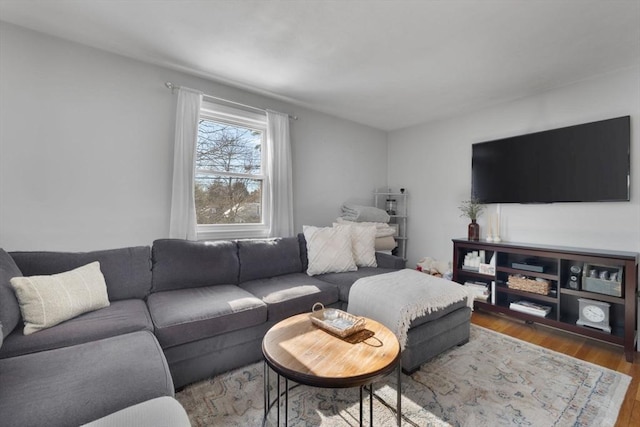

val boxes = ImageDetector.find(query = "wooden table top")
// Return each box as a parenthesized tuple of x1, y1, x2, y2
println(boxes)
(262, 313, 400, 388)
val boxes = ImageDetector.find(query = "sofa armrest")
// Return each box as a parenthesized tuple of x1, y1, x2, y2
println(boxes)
(375, 252, 406, 269)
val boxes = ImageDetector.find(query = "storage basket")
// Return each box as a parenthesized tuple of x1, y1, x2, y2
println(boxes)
(582, 263, 623, 297)
(309, 303, 366, 338)
(507, 275, 551, 295)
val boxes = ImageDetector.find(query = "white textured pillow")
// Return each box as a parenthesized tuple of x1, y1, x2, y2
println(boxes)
(303, 225, 357, 276)
(333, 223, 377, 267)
(10, 261, 110, 335)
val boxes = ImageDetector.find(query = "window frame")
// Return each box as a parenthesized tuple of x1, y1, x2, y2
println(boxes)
(195, 101, 271, 240)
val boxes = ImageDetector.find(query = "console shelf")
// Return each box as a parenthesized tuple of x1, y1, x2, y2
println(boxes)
(453, 238, 639, 362)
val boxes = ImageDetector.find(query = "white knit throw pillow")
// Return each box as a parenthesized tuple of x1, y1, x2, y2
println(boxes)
(333, 223, 377, 267)
(303, 225, 357, 276)
(10, 261, 110, 335)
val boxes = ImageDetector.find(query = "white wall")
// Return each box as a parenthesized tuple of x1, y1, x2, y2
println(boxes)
(388, 67, 640, 267)
(0, 22, 388, 251)
(4, 21, 637, 259)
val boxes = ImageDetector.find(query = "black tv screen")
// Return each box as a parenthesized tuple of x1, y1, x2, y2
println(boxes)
(471, 116, 630, 203)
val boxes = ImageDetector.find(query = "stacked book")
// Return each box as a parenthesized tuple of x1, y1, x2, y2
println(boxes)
(464, 282, 490, 301)
(509, 300, 551, 317)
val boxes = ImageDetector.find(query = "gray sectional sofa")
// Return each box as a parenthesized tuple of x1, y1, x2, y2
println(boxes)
(0, 234, 404, 426)
(0, 246, 185, 427)
(148, 235, 404, 388)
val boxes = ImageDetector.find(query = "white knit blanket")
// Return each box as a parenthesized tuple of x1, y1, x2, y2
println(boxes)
(347, 269, 473, 351)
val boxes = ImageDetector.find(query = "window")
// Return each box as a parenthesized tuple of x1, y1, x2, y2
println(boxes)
(195, 102, 270, 239)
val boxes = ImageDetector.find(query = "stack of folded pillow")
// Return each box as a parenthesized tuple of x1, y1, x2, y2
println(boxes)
(338, 204, 397, 253)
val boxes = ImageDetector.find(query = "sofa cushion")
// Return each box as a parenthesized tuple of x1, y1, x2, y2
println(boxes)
(375, 252, 407, 269)
(0, 249, 22, 338)
(408, 298, 469, 329)
(0, 330, 173, 427)
(151, 239, 239, 292)
(303, 225, 357, 276)
(10, 262, 110, 335)
(0, 299, 153, 359)
(316, 267, 400, 302)
(239, 273, 340, 322)
(147, 285, 267, 348)
(237, 237, 302, 283)
(81, 396, 190, 427)
(405, 305, 471, 346)
(10, 246, 152, 301)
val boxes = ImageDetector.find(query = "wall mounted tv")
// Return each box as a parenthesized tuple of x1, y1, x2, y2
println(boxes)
(471, 116, 630, 204)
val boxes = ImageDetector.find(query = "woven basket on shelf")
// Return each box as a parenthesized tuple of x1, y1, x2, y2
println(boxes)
(507, 275, 551, 295)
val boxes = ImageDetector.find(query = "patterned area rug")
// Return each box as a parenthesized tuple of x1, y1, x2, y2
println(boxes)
(176, 325, 630, 426)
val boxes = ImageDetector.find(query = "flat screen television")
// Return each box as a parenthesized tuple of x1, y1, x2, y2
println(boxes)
(471, 116, 630, 203)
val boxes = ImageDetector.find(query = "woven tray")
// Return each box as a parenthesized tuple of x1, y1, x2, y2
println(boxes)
(310, 303, 366, 338)
(507, 275, 551, 295)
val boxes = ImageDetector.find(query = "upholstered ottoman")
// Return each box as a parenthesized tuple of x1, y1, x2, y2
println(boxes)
(348, 269, 472, 374)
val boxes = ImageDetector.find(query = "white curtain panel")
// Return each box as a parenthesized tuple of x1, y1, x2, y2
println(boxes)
(169, 88, 202, 240)
(266, 111, 294, 237)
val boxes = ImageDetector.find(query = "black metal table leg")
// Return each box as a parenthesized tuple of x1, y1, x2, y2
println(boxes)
(397, 360, 402, 426)
(369, 384, 373, 426)
(264, 362, 269, 420)
(276, 373, 281, 426)
(359, 385, 364, 427)
(284, 378, 289, 427)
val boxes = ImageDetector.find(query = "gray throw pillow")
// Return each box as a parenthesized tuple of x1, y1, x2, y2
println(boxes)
(237, 237, 303, 283)
(0, 248, 23, 338)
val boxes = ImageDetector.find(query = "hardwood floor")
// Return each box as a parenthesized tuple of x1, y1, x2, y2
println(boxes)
(471, 310, 640, 427)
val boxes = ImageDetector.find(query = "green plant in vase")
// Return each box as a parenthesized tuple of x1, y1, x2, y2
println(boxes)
(459, 199, 485, 241)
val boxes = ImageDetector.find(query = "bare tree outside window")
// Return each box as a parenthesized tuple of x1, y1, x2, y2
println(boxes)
(195, 119, 264, 224)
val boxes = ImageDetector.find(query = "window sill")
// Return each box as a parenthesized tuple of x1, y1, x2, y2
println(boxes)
(197, 225, 270, 241)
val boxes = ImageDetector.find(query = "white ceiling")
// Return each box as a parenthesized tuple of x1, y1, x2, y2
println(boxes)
(1, 0, 639, 131)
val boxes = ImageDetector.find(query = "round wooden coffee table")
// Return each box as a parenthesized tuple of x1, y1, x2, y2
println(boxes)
(262, 312, 401, 426)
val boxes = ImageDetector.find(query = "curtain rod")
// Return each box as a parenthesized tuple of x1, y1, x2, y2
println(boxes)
(164, 82, 298, 120)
